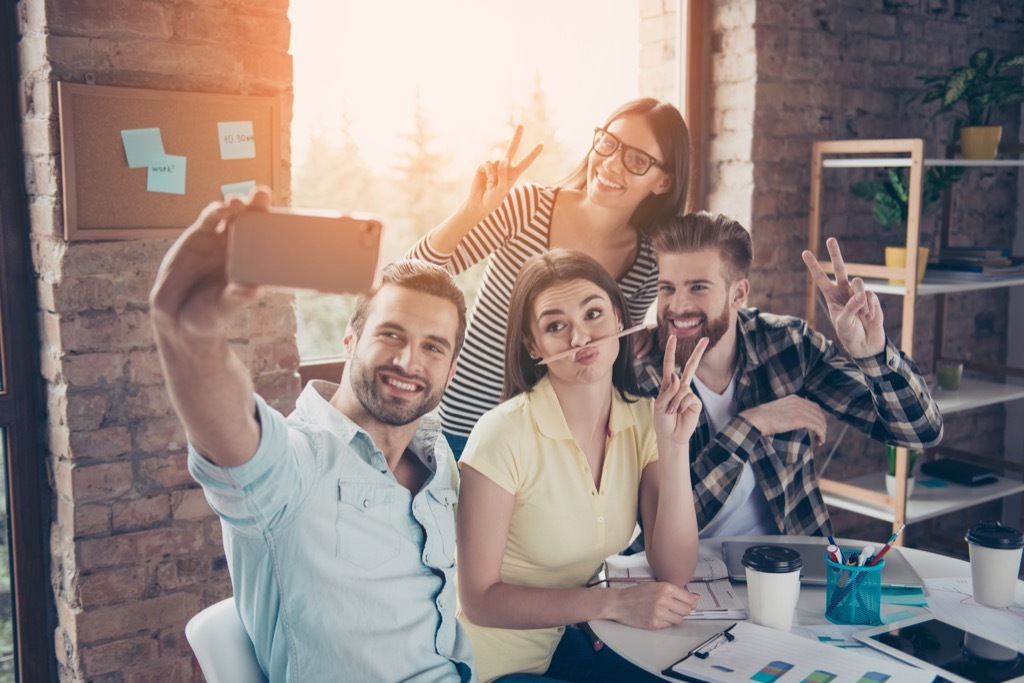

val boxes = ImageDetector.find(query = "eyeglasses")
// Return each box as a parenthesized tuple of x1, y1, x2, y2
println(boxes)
(591, 128, 665, 176)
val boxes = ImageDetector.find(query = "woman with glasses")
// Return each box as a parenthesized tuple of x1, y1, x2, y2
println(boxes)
(456, 249, 705, 682)
(408, 98, 691, 459)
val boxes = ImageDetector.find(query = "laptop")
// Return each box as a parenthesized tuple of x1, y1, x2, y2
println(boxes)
(720, 537, 924, 588)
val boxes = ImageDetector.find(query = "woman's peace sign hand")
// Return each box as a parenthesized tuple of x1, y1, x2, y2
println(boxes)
(467, 125, 543, 217)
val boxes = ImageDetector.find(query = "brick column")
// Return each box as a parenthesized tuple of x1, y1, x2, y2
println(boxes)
(15, 0, 297, 679)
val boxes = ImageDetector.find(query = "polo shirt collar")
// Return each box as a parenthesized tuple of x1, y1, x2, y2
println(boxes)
(528, 375, 637, 441)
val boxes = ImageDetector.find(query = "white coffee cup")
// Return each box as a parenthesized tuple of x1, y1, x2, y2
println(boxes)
(965, 520, 1024, 608)
(741, 545, 803, 631)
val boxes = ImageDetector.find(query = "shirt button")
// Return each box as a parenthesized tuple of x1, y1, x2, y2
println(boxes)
(597, 516, 604, 523)
(362, 499, 370, 508)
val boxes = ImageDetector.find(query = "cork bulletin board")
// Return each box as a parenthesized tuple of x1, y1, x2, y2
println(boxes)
(57, 82, 282, 241)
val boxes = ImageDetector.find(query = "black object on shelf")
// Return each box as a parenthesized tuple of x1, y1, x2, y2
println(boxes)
(920, 458, 999, 487)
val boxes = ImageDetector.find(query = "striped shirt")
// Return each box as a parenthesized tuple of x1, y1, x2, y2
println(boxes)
(407, 184, 658, 439)
(632, 308, 943, 538)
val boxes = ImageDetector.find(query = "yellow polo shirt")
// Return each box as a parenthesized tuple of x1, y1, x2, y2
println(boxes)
(458, 375, 658, 682)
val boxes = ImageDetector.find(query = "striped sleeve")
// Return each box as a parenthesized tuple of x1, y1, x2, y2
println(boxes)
(405, 185, 541, 275)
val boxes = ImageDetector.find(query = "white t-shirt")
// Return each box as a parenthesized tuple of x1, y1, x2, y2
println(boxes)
(693, 372, 774, 539)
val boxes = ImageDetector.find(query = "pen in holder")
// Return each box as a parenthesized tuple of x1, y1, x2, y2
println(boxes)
(824, 553, 884, 625)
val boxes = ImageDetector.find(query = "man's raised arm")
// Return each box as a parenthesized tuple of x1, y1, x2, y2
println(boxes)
(149, 190, 270, 467)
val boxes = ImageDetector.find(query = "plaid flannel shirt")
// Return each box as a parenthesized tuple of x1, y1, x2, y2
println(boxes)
(635, 308, 943, 538)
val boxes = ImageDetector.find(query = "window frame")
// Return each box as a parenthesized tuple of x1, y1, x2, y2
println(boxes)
(0, 2, 56, 680)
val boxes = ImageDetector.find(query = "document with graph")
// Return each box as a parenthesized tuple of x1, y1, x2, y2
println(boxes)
(603, 552, 745, 619)
(663, 621, 935, 683)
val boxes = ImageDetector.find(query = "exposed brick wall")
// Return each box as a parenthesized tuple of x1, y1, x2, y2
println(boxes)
(15, 0, 296, 679)
(641, 1, 1024, 550)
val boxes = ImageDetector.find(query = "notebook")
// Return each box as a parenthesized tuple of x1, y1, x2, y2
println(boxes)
(720, 537, 924, 588)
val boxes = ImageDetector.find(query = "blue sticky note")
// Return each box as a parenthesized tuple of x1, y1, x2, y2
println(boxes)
(218, 121, 256, 160)
(221, 180, 256, 200)
(147, 155, 187, 195)
(121, 128, 165, 168)
(881, 609, 917, 624)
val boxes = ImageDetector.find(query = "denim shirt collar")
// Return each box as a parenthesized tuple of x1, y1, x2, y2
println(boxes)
(295, 380, 448, 480)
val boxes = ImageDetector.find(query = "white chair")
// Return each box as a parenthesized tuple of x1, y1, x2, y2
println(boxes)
(185, 597, 268, 683)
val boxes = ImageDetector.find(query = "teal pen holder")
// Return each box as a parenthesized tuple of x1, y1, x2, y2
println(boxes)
(824, 553, 884, 625)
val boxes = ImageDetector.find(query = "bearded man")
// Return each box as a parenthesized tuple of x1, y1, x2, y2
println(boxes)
(633, 212, 942, 539)
(150, 188, 475, 682)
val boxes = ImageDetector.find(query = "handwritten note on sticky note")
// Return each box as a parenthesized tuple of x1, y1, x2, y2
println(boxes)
(218, 121, 256, 160)
(221, 180, 257, 200)
(121, 128, 165, 168)
(147, 155, 187, 195)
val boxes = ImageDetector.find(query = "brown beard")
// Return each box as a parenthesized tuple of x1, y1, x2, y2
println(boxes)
(348, 355, 442, 427)
(658, 300, 731, 369)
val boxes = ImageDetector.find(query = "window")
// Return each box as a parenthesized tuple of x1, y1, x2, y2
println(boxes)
(289, 0, 641, 360)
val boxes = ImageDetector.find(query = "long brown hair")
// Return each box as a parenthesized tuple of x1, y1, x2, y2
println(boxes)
(502, 249, 641, 401)
(560, 98, 691, 237)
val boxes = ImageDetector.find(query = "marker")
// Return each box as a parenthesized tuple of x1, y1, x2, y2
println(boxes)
(537, 323, 651, 365)
(827, 536, 844, 563)
(826, 544, 841, 564)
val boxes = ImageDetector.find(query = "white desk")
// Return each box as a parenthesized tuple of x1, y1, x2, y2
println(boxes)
(588, 535, 975, 681)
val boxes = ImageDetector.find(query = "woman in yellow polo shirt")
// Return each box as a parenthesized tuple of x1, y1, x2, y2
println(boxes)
(456, 249, 706, 683)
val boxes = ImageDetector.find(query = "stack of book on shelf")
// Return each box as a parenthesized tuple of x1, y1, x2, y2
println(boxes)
(927, 246, 1024, 281)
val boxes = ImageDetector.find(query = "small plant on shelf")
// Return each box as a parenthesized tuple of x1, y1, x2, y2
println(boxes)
(851, 166, 965, 228)
(886, 444, 919, 478)
(910, 46, 1024, 157)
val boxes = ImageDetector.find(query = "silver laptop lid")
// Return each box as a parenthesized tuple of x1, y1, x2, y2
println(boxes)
(721, 537, 924, 588)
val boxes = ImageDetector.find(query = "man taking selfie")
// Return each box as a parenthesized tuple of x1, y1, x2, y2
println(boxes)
(150, 188, 475, 681)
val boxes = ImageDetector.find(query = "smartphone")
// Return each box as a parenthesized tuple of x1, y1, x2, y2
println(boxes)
(227, 208, 383, 295)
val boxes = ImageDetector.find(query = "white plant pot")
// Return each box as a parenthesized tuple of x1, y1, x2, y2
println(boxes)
(885, 474, 915, 499)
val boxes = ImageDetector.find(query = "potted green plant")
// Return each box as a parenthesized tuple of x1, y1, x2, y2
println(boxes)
(851, 166, 964, 283)
(885, 444, 918, 499)
(911, 47, 1024, 159)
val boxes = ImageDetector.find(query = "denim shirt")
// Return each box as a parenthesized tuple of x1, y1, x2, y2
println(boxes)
(189, 381, 475, 682)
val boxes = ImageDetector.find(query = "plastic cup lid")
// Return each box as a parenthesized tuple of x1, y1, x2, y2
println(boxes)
(965, 520, 1024, 550)
(741, 544, 803, 573)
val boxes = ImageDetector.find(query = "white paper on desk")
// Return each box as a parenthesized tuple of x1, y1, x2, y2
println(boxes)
(924, 577, 1024, 650)
(685, 580, 746, 619)
(790, 625, 908, 663)
(605, 548, 728, 581)
(603, 552, 744, 619)
(667, 621, 934, 683)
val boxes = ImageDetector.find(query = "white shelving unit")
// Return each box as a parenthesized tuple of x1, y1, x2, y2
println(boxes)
(808, 138, 1024, 539)
(822, 471, 1024, 524)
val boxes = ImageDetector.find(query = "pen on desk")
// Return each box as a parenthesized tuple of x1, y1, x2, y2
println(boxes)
(586, 576, 656, 587)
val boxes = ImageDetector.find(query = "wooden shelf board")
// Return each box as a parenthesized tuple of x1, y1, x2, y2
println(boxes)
(860, 275, 1024, 296)
(931, 377, 1024, 414)
(822, 158, 1023, 169)
(823, 470, 1024, 524)
(925, 159, 1024, 167)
